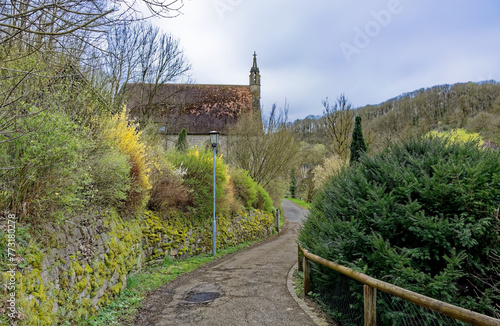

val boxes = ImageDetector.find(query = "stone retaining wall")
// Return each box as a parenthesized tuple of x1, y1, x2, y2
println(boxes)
(4, 209, 273, 325)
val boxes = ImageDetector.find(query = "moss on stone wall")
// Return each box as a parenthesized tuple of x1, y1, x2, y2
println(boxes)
(1, 208, 274, 325)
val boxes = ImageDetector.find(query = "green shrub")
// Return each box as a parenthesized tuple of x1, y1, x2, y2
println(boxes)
(176, 128, 188, 152)
(88, 142, 131, 208)
(102, 109, 151, 213)
(299, 137, 500, 323)
(229, 167, 258, 209)
(147, 162, 190, 213)
(255, 184, 273, 214)
(0, 109, 92, 220)
(167, 147, 231, 220)
(426, 128, 484, 146)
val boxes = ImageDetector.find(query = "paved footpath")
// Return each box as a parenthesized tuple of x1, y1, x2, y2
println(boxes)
(133, 200, 322, 326)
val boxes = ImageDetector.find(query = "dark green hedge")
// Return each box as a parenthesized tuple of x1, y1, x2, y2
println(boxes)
(299, 137, 500, 324)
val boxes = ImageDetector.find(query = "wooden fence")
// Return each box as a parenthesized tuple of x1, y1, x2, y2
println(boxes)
(298, 245, 500, 326)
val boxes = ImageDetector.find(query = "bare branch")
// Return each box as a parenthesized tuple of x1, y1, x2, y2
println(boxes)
(323, 93, 355, 160)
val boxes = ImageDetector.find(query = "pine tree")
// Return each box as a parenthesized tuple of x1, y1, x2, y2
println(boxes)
(349, 116, 367, 164)
(177, 128, 188, 152)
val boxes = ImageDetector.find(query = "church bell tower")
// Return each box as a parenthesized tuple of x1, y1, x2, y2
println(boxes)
(249, 52, 261, 114)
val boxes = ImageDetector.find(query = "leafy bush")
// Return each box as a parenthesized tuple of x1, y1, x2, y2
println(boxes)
(87, 142, 131, 208)
(168, 147, 232, 220)
(176, 128, 188, 152)
(255, 184, 273, 214)
(312, 155, 345, 189)
(229, 167, 258, 209)
(147, 162, 190, 213)
(0, 109, 92, 220)
(426, 128, 484, 146)
(102, 109, 151, 212)
(299, 137, 500, 323)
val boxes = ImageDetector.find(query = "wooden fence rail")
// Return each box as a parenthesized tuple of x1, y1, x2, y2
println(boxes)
(298, 245, 500, 326)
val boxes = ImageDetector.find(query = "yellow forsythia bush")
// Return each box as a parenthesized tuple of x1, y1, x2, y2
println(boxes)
(426, 128, 484, 146)
(102, 108, 151, 211)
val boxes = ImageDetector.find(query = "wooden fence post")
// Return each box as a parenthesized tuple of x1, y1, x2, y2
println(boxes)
(298, 245, 303, 272)
(364, 285, 377, 326)
(303, 256, 310, 295)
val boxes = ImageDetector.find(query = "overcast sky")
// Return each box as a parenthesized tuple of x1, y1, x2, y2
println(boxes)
(150, 0, 500, 121)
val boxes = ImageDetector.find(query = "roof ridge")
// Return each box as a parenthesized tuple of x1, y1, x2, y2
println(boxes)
(125, 83, 250, 88)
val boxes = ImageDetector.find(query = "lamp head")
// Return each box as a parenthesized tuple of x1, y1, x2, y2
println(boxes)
(210, 131, 219, 147)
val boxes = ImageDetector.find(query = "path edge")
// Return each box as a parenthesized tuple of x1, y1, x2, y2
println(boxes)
(287, 262, 330, 326)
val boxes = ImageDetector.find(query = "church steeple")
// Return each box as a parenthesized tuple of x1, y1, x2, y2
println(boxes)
(249, 52, 261, 114)
(249, 51, 260, 86)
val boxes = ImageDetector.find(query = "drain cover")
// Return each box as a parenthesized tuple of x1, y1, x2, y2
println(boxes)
(185, 292, 221, 303)
(183, 284, 223, 304)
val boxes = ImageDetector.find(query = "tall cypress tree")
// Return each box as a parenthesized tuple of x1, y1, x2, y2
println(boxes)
(349, 116, 367, 164)
(177, 128, 188, 152)
(289, 169, 297, 198)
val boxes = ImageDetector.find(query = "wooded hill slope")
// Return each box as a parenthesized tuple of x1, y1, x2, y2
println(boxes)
(293, 81, 500, 150)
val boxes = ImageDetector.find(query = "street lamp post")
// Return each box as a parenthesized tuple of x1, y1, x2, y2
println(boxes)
(209, 131, 219, 257)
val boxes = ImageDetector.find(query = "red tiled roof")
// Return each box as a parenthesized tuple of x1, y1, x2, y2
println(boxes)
(124, 83, 254, 133)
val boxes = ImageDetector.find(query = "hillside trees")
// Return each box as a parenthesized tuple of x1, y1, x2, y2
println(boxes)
(357, 81, 500, 151)
(323, 93, 354, 160)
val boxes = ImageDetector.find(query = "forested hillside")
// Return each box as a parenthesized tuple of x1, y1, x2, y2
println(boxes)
(293, 81, 500, 151)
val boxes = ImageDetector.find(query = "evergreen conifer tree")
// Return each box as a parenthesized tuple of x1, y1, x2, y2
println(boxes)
(289, 169, 297, 198)
(177, 128, 188, 151)
(349, 116, 367, 164)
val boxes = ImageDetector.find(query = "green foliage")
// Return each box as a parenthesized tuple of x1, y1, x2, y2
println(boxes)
(0, 108, 92, 220)
(88, 142, 132, 208)
(292, 81, 500, 154)
(255, 184, 273, 214)
(288, 198, 312, 210)
(349, 116, 367, 164)
(176, 128, 188, 152)
(168, 147, 230, 219)
(102, 109, 151, 213)
(299, 137, 500, 323)
(229, 167, 258, 209)
(167, 147, 274, 217)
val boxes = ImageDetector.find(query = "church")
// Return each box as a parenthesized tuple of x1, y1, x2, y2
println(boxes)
(124, 53, 262, 151)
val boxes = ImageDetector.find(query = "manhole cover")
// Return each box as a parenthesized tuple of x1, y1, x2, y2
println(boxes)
(185, 292, 221, 303)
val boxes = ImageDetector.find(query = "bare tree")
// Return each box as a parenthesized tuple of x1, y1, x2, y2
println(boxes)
(0, 0, 184, 142)
(227, 103, 299, 191)
(101, 22, 190, 122)
(133, 24, 190, 120)
(323, 93, 355, 160)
